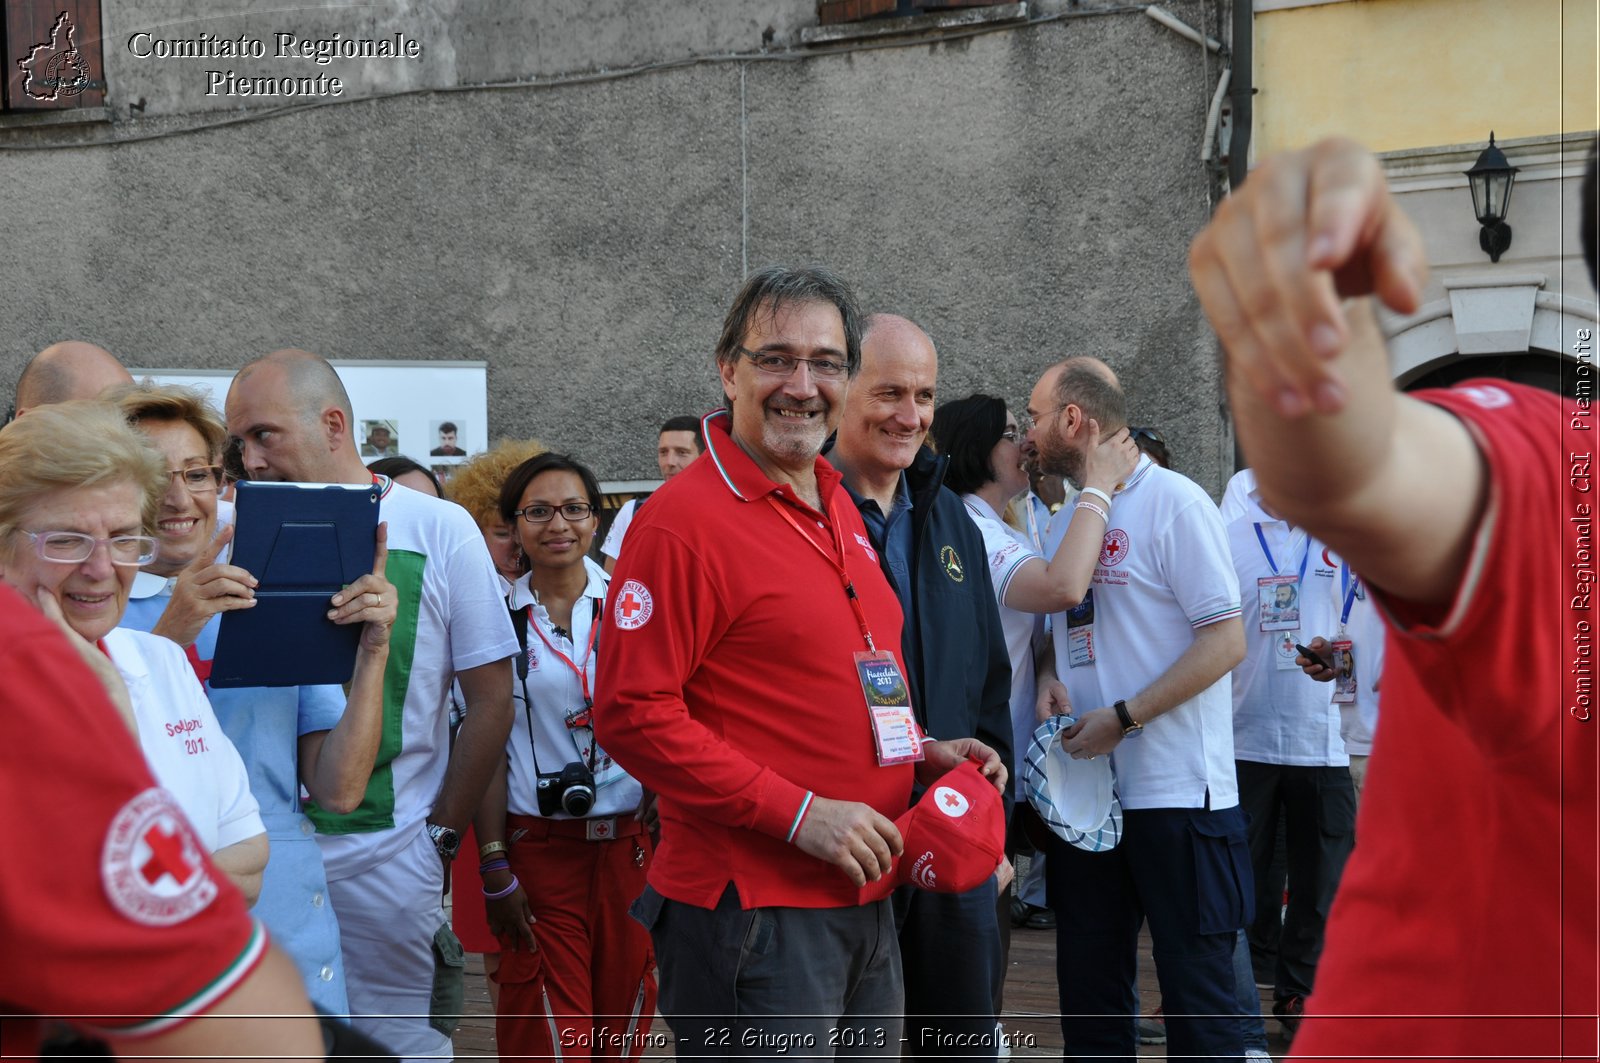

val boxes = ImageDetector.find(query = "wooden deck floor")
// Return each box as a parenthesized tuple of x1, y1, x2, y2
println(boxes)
(448, 918, 1290, 1060)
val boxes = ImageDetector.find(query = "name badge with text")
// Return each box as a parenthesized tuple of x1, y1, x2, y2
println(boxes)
(854, 650, 925, 767)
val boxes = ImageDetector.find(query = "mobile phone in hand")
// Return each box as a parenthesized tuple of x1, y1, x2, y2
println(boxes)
(1294, 643, 1330, 671)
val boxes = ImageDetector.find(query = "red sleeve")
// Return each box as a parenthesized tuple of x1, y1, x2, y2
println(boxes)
(593, 522, 810, 842)
(1372, 381, 1570, 732)
(0, 591, 264, 1035)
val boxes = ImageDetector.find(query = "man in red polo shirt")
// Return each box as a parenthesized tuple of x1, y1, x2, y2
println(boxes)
(595, 266, 1005, 1058)
(1188, 138, 1599, 1058)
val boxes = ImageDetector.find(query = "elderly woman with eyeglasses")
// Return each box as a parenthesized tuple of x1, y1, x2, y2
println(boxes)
(107, 382, 396, 1015)
(471, 452, 656, 1063)
(0, 400, 268, 903)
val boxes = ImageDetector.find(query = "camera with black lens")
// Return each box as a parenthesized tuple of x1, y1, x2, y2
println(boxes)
(536, 762, 596, 817)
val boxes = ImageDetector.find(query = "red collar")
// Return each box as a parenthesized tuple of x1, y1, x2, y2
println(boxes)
(699, 409, 843, 511)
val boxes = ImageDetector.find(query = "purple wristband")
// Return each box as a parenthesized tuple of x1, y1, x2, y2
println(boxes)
(482, 874, 521, 900)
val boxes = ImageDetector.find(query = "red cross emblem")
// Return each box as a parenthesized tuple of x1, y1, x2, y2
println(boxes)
(103, 790, 218, 926)
(932, 785, 969, 818)
(140, 824, 195, 887)
(1100, 529, 1130, 568)
(613, 580, 654, 630)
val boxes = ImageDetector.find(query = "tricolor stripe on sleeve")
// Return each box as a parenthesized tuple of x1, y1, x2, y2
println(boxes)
(994, 549, 1035, 604)
(81, 920, 268, 1038)
(1189, 605, 1243, 629)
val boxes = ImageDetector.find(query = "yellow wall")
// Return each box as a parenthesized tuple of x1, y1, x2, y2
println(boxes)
(1254, 0, 1598, 155)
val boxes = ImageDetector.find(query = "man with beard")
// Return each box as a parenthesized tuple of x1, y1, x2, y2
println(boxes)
(1026, 357, 1248, 1059)
(595, 267, 1005, 1057)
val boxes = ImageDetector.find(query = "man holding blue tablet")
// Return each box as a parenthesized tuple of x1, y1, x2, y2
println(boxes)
(227, 349, 517, 1062)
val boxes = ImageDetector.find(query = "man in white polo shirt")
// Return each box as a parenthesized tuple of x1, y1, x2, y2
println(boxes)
(1225, 473, 1356, 1041)
(1027, 357, 1248, 1059)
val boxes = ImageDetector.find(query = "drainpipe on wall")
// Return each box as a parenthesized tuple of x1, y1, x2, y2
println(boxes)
(1228, 0, 1253, 188)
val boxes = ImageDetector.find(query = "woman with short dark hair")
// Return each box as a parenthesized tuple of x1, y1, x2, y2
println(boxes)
(472, 452, 656, 1061)
(930, 394, 1137, 790)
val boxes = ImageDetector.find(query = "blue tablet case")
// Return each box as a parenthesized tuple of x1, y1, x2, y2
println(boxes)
(211, 481, 381, 688)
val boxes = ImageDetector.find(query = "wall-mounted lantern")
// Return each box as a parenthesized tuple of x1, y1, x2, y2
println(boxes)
(1464, 132, 1519, 263)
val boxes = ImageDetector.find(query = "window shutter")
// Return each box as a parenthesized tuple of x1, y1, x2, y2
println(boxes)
(818, 0, 903, 26)
(5, 0, 105, 112)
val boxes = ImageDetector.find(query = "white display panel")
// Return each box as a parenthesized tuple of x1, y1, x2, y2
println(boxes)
(130, 361, 488, 483)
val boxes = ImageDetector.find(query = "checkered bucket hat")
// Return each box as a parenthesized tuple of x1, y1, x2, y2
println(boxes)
(1022, 715, 1123, 852)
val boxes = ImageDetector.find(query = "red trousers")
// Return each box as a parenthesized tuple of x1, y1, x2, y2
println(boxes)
(494, 814, 656, 1062)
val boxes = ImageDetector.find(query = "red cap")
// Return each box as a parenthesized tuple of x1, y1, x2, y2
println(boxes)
(860, 759, 1005, 902)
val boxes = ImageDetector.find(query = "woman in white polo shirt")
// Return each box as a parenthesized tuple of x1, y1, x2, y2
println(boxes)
(472, 452, 655, 1062)
(0, 402, 268, 902)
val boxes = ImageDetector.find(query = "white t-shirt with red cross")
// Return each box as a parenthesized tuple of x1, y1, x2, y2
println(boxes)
(1050, 455, 1242, 810)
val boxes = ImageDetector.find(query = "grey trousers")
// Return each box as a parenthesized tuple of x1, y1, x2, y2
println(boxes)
(632, 884, 903, 1060)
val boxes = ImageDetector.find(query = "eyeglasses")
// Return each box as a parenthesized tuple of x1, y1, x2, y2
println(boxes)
(1129, 426, 1167, 445)
(1000, 428, 1021, 443)
(1017, 405, 1068, 434)
(512, 503, 596, 524)
(166, 466, 225, 494)
(20, 530, 159, 566)
(739, 348, 850, 380)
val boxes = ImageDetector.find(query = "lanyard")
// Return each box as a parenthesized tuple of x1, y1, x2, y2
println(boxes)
(1254, 522, 1309, 584)
(526, 598, 601, 713)
(767, 495, 877, 652)
(1025, 496, 1044, 552)
(1339, 564, 1360, 629)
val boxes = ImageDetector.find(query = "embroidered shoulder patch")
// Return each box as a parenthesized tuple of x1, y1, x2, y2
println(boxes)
(102, 788, 219, 926)
(613, 579, 654, 630)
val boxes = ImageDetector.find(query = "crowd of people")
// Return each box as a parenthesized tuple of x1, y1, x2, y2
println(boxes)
(1, 135, 1595, 1063)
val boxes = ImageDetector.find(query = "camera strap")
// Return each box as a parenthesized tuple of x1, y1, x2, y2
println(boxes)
(511, 599, 603, 778)
(528, 598, 601, 717)
(508, 602, 550, 779)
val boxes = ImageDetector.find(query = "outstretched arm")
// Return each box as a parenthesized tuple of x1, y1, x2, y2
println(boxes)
(1188, 137, 1486, 605)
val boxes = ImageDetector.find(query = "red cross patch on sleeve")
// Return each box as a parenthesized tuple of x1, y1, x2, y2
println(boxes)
(101, 788, 220, 926)
(613, 580, 654, 631)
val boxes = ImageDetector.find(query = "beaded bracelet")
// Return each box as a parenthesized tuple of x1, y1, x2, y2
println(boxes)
(483, 874, 521, 900)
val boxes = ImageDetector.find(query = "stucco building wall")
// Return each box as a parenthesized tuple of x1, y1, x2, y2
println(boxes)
(1, 0, 1238, 488)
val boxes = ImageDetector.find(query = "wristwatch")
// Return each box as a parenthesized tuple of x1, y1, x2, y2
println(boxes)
(1113, 699, 1143, 737)
(426, 822, 460, 859)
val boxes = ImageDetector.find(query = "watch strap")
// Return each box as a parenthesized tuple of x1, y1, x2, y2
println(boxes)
(1113, 699, 1142, 735)
(426, 821, 460, 858)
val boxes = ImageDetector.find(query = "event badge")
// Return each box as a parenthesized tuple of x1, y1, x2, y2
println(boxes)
(1330, 638, 1357, 704)
(1258, 575, 1301, 632)
(1275, 633, 1302, 671)
(854, 650, 925, 767)
(1066, 589, 1096, 668)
